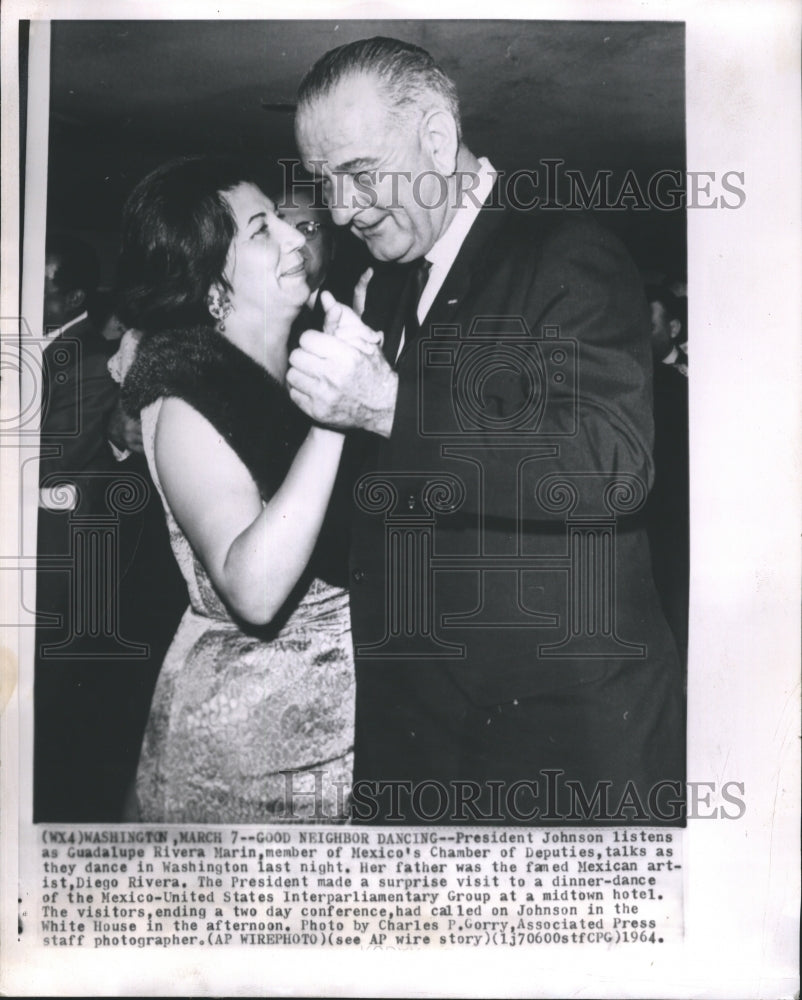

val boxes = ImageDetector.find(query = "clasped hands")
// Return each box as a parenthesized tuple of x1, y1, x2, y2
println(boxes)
(286, 280, 397, 438)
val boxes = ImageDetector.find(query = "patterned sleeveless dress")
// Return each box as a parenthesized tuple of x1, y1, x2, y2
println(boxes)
(127, 329, 354, 823)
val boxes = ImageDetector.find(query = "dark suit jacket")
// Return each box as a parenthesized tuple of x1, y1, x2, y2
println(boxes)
(36, 315, 120, 636)
(39, 315, 119, 508)
(351, 192, 680, 711)
(289, 293, 325, 353)
(647, 360, 690, 663)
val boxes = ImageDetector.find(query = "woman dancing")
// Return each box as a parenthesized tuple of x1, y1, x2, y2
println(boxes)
(118, 156, 360, 822)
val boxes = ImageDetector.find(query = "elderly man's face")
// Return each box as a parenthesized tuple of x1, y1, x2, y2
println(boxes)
(296, 74, 451, 263)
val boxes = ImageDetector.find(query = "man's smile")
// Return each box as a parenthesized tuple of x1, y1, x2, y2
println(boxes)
(353, 215, 390, 238)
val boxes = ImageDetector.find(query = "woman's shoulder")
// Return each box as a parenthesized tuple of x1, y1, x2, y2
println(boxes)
(123, 324, 290, 412)
(151, 395, 245, 486)
(126, 324, 309, 499)
(123, 325, 227, 415)
(141, 397, 204, 476)
(150, 394, 228, 449)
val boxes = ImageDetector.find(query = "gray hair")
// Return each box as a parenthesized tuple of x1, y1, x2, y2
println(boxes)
(297, 36, 462, 141)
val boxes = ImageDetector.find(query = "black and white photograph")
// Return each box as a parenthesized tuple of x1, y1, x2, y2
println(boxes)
(31, 17, 691, 827)
(1, 2, 799, 997)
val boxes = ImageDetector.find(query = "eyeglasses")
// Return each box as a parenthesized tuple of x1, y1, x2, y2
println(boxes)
(294, 220, 326, 239)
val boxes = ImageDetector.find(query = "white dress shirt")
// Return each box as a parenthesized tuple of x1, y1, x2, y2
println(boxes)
(417, 156, 497, 322)
(44, 309, 88, 342)
(395, 157, 497, 359)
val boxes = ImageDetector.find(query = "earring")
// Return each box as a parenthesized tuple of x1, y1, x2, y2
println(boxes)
(207, 289, 233, 333)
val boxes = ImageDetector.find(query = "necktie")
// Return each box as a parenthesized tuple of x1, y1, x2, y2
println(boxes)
(403, 258, 432, 342)
(382, 258, 432, 365)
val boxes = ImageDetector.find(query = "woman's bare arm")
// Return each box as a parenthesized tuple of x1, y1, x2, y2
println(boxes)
(154, 396, 344, 625)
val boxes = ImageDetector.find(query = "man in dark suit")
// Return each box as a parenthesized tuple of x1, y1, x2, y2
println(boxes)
(38, 235, 118, 516)
(645, 286, 690, 667)
(288, 37, 685, 824)
(37, 235, 119, 621)
(36, 234, 122, 819)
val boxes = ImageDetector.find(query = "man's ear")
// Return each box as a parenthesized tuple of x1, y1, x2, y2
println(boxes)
(420, 108, 459, 177)
(669, 318, 682, 340)
(65, 288, 85, 312)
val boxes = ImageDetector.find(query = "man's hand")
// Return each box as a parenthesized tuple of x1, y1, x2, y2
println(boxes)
(107, 399, 144, 455)
(320, 290, 383, 352)
(286, 292, 397, 437)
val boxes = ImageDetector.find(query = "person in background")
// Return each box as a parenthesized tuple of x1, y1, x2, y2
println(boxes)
(275, 186, 338, 327)
(645, 285, 690, 665)
(648, 284, 688, 376)
(38, 234, 118, 511)
(35, 234, 122, 820)
(276, 183, 373, 337)
(668, 273, 687, 300)
(667, 276, 688, 361)
(35, 234, 186, 821)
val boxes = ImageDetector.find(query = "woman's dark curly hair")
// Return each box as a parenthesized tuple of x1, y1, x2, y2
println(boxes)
(117, 155, 262, 334)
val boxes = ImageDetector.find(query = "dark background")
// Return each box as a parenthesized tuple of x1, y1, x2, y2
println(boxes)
(45, 19, 685, 288)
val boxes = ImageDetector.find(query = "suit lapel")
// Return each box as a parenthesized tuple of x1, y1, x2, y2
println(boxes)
(308, 290, 327, 331)
(363, 263, 414, 366)
(47, 316, 111, 358)
(42, 316, 103, 395)
(395, 183, 511, 365)
(362, 180, 513, 366)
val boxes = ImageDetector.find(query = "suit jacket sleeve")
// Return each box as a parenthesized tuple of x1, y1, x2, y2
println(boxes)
(383, 217, 655, 524)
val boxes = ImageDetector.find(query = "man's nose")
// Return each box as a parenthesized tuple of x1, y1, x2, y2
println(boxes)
(327, 174, 360, 227)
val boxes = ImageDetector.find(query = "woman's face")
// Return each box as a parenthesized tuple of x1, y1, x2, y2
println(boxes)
(218, 182, 310, 332)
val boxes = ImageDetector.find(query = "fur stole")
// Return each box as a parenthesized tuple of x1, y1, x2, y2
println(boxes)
(122, 325, 310, 499)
